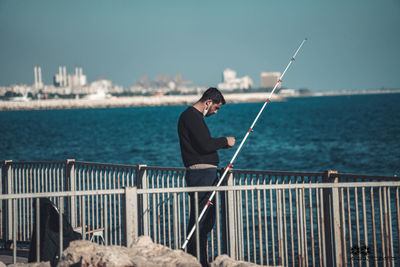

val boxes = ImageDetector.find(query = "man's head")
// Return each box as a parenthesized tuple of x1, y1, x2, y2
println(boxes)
(198, 87, 226, 117)
(199, 87, 226, 105)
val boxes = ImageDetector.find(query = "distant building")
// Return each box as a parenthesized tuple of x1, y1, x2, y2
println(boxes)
(54, 66, 87, 88)
(260, 72, 281, 89)
(279, 89, 296, 96)
(218, 68, 253, 90)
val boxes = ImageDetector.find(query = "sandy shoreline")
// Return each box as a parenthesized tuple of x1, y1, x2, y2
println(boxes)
(0, 93, 284, 111)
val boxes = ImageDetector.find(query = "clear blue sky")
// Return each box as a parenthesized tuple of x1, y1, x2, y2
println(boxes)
(0, 0, 399, 91)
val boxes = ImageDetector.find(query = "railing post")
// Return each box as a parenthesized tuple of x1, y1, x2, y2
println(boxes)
(172, 193, 179, 249)
(136, 165, 148, 236)
(124, 186, 138, 247)
(0, 161, 2, 245)
(65, 159, 77, 227)
(226, 170, 236, 259)
(323, 170, 343, 267)
(2, 160, 13, 242)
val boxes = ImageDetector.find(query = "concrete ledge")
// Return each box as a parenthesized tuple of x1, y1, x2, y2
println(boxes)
(0, 93, 284, 111)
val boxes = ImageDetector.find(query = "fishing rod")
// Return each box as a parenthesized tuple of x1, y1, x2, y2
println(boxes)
(181, 38, 307, 250)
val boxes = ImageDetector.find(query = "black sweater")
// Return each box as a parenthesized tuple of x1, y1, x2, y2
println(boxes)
(178, 106, 228, 167)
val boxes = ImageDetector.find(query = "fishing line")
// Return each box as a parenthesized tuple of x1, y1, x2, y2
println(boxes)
(181, 38, 308, 250)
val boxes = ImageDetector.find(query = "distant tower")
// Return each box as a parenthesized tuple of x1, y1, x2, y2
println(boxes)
(34, 66, 38, 88)
(33, 66, 43, 89)
(63, 66, 67, 87)
(59, 66, 63, 86)
(79, 67, 86, 85)
(38, 67, 42, 88)
(71, 66, 86, 87)
(54, 66, 66, 87)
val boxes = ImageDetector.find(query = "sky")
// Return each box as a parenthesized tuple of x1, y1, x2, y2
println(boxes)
(0, 0, 399, 92)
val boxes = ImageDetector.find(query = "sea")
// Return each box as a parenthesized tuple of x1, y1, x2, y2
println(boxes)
(1, 93, 399, 176)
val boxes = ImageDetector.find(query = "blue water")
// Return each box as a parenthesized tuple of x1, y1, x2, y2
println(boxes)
(1, 94, 399, 176)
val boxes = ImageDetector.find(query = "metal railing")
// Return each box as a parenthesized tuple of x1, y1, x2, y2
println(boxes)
(0, 189, 125, 264)
(1, 160, 399, 266)
(1, 160, 139, 243)
(133, 180, 400, 267)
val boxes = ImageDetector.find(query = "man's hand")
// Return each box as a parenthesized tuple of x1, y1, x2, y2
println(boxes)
(226, 137, 235, 147)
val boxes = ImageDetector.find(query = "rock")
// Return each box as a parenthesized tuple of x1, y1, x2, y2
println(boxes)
(7, 262, 50, 267)
(0, 261, 6, 267)
(57, 236, 201, 267)
(211, 254, 278, 267)
(57, 240, 132, 267)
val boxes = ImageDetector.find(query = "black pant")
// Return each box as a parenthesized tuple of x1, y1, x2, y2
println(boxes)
(185, 168, 226, 267)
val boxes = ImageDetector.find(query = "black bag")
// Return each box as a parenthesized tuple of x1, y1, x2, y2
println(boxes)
(28, 198, 81, 266)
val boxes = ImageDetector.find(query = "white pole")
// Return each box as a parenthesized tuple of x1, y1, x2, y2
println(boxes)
(181, 38, 308, 250)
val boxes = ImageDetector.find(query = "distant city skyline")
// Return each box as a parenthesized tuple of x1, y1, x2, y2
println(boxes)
(0, 0, 399, 91)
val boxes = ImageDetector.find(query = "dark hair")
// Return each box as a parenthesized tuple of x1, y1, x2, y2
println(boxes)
(199, 87, 226, 105)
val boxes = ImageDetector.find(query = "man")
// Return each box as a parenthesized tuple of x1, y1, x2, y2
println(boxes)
(177, 87, 235, 267)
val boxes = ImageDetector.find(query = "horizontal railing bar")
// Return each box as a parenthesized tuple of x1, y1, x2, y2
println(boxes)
(232, 169, 325, 176)
(7, 161, 65, 165)
(4, 160, 137, 170)
(3, 181, 398, 199)
(3, 160, 396, 180)
(74, 161, 139, 169)
(136, 181, 400, 194)
(143, 166, 186, 171)
(0, 189, 125, 200)
(334, 173, 397, 180)
(143, 167, 325, 177)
